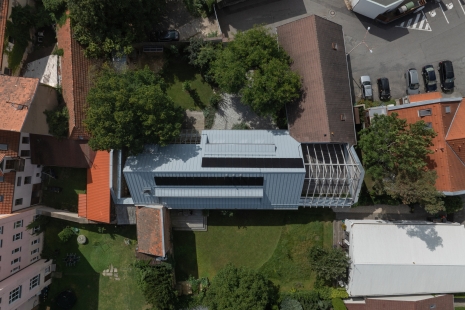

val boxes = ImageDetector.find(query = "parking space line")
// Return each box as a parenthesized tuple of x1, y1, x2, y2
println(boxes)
(457, 0, 465, 16)
(440, 2, 450, 23)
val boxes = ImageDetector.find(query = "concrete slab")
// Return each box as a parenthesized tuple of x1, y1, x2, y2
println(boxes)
(24, 55, 58, 87)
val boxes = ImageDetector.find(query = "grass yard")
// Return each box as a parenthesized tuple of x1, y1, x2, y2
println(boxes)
(41, 167, 87, 212)
(163, 59, 214, 111)
(39, 218, 147, 310)
(173, 208, 334, 291)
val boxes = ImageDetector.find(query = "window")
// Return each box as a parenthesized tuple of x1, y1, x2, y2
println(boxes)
(24, 177, 31, 184)
(14, 220, 23, 228)
(30, 275, 40, 290)
(31, 248, 39, 255)
(15, 198, 23, 206)
(154, 176, 265, 186)
(12, 247, 21, 254)
(5, 160, 16, 169)
(21, 136, 29, 144)
(419, 109, 432, 117)
(0, 175, 3, 182)
(45, 265, 51, 274)
(0, 195, 3, 202)
(0, 143, 7, 150)
(30, 255, 39, 262)
(425, 122, 433, 129)
(13, 232, 22, 241)
(0, 239, 2, 247)
(31, 238, 40, 245)
(445, 106, 451, 114)
(8, 36, 14, 44)
(4, 67, 11, 76)
(9, 285, 21, 304)
(17, 176, 22, 186)
(20, 150, 30, 157)
(11, 257, 21, 265)
(0, 226, 3, 234)
(11, 266, 20, 274)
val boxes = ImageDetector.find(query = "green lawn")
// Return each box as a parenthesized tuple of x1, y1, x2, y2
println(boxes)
(39, 219, 147, 310)
(163, 59, 214, 111)
(173, 208, 334, 291)
(41, 167, 87, 212)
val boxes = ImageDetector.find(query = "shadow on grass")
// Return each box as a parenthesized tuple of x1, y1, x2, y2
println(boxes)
(173, 231, 199, 281)
(188, 89, 205, 109)
(162, 59, 197, 86)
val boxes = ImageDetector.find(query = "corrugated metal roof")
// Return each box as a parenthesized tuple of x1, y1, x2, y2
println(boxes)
(86, 151, 111, 223)
(347, 222, 465, 296)
(203, 143, 276, 157)
(204, 130, 274, 144)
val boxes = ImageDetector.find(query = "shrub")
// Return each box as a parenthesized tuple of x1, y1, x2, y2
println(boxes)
(44, 105, 69, 138)
(203, 106, 216, 129)
(332, 298, 347, 310)
(52, 47, 64, 56)
(232, 122, 250, 130)
(443, 196, 464, 214)
(26, 215, 49, 235)
(280, 298, 303, 310)
(58, 227, 74, 243)
(331, 288, 349, 299)
(182, 81, 192, 92)
(209, 93, 222, 108)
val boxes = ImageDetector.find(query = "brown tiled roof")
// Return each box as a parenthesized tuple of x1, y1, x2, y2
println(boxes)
(389, 98, 465, 192)
(345, 294, 453, 310)
(56, 17, 100, 140)
(136, 206, 167, 257)
(86, 151, 111, 223)
(0, 0, 8, 69)
(29, 134, 96, 168)
(0, 76, 39, 132)
(277, 15, 356, 145)
(408, 92, 442, 102)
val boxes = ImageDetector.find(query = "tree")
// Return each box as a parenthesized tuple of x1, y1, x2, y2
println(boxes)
(134, 260, 177, 310)
(443, 196, 464, 214)
(205, 264, 276, 310)
(84, 66, 183, 154)
(210, 26, 301, 117)
(55, 0, 163, 57)
(308, 246, 349, 283)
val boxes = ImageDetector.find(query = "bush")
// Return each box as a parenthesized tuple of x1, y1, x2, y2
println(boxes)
(332, 298, 347, 310)
(280, 298, 303, 310)
(232, 122, 250, 130)
(44, 105, 69, 138)
(52, 47, 64, 56)
(443, 196, 464, 214)
(331, 288, 349, 299)
(209, 93, 222, 108)
(26, 215, 49, 235)
(58, 227, 74, 243)
(203, 106, 216, 129)
(281, 291, 331, 310)
(183, 0, 215, 17)
(182, 81, 192, 92)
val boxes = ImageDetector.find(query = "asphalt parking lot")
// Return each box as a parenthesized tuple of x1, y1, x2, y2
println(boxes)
(216, 0, 465, 100)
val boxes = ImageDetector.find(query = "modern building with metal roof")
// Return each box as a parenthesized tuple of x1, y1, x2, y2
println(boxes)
(123, 130, 364, 209)
(345, 220, 465, 297)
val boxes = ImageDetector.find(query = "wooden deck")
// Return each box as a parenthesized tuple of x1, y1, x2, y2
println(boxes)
(170, 210, 207, 231)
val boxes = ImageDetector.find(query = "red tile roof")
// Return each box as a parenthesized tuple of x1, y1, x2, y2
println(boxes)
(345, 294, 453, 310)
(56, 17, 100, 140)
(277, 15, 356, 145)
(78, 193, 87, 218)
(0, 76, 39, 132)
(0, 0, 8, 69)
(29, 134, 96, 168)
(408, 92, 442, 103)
(86, 151, 111, 223)
(389, 98, 465, 192)
(136, 207, 170, 257)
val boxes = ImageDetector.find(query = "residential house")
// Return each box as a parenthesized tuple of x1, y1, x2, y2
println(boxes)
(0, 75, 59, 214)
(344, 294, 454, 310)
(365, 93, 465, 195)
(0, 207, 53, 310)
(344, 219, 465, 296)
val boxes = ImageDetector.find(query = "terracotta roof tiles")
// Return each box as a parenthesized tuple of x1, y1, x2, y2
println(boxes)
(277, 15, 356, 145)
(408, 92, 442, 103)
(86, 151, 111, 223)
(136, 207, 166, 257)
(78, 193, 87, 218)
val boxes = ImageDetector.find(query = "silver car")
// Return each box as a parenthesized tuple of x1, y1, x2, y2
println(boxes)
(360, 76, 373, 100)
(406, 68, 420, 95)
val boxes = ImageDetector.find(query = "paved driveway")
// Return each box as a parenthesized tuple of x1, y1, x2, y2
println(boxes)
(216, 0, 465, 100)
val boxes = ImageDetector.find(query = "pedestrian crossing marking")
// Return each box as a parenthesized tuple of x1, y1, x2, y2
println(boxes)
(396, 13, 432, 31)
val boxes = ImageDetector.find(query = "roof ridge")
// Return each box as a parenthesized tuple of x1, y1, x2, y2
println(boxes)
(445, 100, 462, 139)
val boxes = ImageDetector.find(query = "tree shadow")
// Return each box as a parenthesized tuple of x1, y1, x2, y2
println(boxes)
(162, 59, 198, 87)
(396, 223, 443, 251)
(173, 231, 199, 281)
(188, 89, 205, 109)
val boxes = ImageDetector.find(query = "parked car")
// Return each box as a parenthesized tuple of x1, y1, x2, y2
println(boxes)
(377, 77, 391, 100)
(438, 60, 455, 91)
(405, 68, 420, 95)
(422, 65, 437, 92)
(360, 76, 373, 100)
(156, 30, 179, 42)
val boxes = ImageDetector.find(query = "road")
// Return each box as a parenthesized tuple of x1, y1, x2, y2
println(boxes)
(216, 0, 465, 100)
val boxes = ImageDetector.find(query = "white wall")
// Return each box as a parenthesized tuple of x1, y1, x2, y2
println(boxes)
(352, 0, 402, 19)
(12, 133, 42, 212)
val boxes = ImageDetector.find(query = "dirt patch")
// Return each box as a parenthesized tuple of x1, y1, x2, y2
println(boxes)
(184, 110, 205, 130)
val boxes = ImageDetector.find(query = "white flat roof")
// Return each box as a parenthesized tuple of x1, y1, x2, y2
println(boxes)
(347, 221, 465, 296)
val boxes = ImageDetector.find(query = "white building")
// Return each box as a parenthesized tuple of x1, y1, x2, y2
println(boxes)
(350, 0, 402, 19)
(345, 219, 465, 296)
(0, 207, 53, 310)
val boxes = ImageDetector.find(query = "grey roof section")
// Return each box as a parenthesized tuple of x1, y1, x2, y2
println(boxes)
(124, 130, 303, 173)
(370, 0, 403, 7)
(115, 204, 136, 225)
(153, 187, 263, 198)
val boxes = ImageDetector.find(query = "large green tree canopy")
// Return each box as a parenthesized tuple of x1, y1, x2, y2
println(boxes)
(44, 0, 162, 57)
(85, 66, 183, 154)
(205, 264, 276, 310)
(359, 113, 445, 214)
(209, 26, 301, 117)
(308, 246, 349, 283)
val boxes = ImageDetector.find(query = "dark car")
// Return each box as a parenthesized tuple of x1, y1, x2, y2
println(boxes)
(422, 65, 437, 92)
(438, 60, 455, 91)
(156, 30, 179, 42)
(377, 77, 391, 100)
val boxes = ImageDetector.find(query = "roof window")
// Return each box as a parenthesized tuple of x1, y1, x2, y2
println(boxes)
(445, 106, 451, 114)
(419, 109, 432, 117)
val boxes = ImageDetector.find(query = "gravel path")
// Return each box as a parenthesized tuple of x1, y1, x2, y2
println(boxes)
(211, 94, 276, 130)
